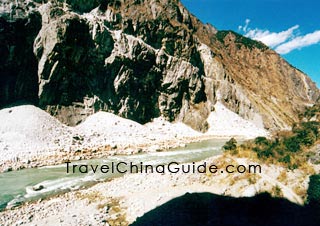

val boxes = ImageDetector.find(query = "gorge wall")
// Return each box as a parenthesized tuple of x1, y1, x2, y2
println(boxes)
(0, 0, 319, 132)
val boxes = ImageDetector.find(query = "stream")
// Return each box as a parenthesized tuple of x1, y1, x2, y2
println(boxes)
(0, 139, 228, 210)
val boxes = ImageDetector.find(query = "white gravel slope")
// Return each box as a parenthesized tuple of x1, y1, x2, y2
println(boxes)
(0, 103, 267, 164)
(0, 105, 72, 163)
(206, 102, 268, 138)
(0, 106, 201, 164)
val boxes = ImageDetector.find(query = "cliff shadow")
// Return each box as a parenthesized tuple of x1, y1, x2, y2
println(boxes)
(131, 192, 320, 226)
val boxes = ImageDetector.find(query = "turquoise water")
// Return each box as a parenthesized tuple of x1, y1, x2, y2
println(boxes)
(0, 139, 228, 210)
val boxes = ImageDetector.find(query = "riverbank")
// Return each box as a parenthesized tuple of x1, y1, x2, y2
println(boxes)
(0, 104, 275, 225)
(0, 104, 267, 172)
(0, 154, 313, 225)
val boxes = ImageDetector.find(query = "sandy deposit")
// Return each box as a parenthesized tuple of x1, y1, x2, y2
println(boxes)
(206, 102, 268, 138)
(0, 105, 73, 163)
(74, 112, 202, 148)
(0, 105, 199, 170)
(0, 103, 267, 171)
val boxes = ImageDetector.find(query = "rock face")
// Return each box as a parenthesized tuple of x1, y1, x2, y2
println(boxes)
(0, 0, 319, 131)
(0, 0, 41, 107)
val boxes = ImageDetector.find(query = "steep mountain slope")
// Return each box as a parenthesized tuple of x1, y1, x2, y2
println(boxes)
(210, 31, 319, 130)
(0, 0, 319, 132)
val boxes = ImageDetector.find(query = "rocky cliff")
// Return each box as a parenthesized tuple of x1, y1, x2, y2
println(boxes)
(0, 0, 319, 131)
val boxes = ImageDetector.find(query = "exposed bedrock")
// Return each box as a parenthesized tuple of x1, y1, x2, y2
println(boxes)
(0, 0, 319, 131)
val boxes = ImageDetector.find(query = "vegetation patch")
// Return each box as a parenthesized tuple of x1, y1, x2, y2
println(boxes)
(222, 104, 320, 203)
(215, 30, 269, 50)
(224, 104, 320, 169)
(307, 174, 320, 207)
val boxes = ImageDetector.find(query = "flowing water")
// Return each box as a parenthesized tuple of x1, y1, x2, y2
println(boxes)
(0, 139, 228, 210)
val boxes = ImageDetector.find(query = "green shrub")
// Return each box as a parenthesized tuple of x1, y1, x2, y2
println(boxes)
(223, 138, 237, 151)
(279, 155, 291, 164)
(283, 136, 301, 152)
(288, 163, 299, 170)
(227, 103, 320, 168)
(302, 121, 320, 137)
(254, 137, 269, 146)
(299, 130, 316, 147)
(303, 104, 320, 120)
(307, 174, 320, 206)
(258, 149, 274, 159)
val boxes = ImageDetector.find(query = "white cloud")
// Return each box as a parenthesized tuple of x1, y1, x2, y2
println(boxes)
(238, 18, 250, 33)
(243, 19, 250, 32)
(238, 19, 320, 54)
(245, 25, 299, 48)
(275, 30, 320, 54)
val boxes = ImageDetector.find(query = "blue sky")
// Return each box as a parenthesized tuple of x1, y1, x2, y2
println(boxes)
(181, 0, 320, 87)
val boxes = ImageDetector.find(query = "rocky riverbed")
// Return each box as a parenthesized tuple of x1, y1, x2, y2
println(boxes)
(0, 154, 314, 226)
(5, 104, 311, 226)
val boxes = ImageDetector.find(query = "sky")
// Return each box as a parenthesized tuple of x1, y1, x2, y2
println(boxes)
(181, 0, 320, 87)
